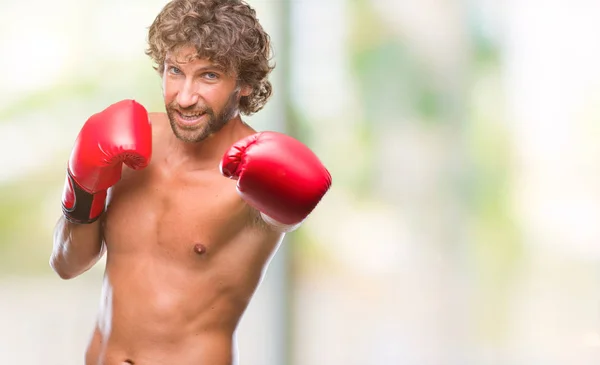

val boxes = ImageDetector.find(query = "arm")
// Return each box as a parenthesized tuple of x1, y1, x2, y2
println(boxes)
(220, 132, 332, 232)
(49, 100, 152, 279)
(50, 216, 105, 280)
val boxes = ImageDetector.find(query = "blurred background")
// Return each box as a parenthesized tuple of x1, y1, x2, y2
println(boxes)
(2, 0, 600, 364)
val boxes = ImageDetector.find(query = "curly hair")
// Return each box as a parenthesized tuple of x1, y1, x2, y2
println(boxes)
(146, 0, 274, 115)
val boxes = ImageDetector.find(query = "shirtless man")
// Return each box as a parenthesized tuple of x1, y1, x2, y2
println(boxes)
(49, 1, 331, 364)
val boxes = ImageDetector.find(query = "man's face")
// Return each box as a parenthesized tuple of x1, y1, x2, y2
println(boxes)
(162, 45, 250, 143)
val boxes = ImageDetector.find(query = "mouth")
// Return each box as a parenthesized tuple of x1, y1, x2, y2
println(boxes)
(174, 110, 207, 126)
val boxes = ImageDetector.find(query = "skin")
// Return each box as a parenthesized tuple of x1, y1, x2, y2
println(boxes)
(51, 45, 285, 365)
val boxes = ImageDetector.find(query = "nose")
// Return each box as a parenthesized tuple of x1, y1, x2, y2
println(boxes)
(176, 79, 199, 108)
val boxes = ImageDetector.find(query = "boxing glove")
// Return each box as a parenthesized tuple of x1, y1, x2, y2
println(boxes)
(62, 100, 152, 224)
(220, 132, 331, 230)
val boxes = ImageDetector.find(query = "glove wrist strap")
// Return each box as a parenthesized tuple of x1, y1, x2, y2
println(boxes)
(62, 171, 106, 224)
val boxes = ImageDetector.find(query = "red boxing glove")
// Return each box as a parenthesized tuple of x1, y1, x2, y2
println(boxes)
(62, 100, 152, 224)
(220, 132, 331, 230)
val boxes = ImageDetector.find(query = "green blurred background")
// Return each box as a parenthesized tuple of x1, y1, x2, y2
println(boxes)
(2, 0, 600, 364)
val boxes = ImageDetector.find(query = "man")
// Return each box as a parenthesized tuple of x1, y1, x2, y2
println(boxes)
(49, 0, 331, 364)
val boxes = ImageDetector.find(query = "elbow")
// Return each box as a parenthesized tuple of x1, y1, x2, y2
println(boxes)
(49, 256, 78, 280)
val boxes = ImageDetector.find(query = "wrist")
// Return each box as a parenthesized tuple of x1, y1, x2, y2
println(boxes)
(62, 170, 107, 224)
(259, 212, 302, 233)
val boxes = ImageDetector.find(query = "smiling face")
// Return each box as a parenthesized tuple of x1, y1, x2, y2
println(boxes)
(162, 45, 251, 143)
(146, 0, 275, 118)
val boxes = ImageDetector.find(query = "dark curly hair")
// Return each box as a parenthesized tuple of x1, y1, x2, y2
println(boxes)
(146, 0, 274, 115)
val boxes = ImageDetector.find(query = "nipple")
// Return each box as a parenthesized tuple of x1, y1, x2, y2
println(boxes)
(194, 243, 207, 255)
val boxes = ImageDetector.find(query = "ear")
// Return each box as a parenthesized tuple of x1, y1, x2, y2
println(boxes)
(240, 85, 252, 97)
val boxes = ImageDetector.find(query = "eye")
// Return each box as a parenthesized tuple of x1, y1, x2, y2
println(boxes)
(203, 72, 219, 80)
(167, 66, 182, 75)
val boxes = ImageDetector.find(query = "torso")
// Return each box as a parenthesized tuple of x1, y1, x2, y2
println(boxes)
(85, 113, 284, 365)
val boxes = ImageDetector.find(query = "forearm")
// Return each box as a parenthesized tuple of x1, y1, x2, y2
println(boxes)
(50, 215, 105, 279)
(50, 100, 150, 279)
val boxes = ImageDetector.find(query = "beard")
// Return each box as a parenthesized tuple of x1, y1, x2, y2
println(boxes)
(166, 90, 240, 143)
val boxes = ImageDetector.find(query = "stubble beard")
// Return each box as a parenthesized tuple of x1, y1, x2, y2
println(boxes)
(167, 90, 241, 143)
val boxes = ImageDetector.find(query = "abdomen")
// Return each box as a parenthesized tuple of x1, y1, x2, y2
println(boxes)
(89, 258, 245, 364)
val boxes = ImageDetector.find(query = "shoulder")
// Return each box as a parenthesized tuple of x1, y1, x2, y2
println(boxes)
(148, 112, 169, 136)
(235, 118, 258, 138)
(148, 112, 170, 149)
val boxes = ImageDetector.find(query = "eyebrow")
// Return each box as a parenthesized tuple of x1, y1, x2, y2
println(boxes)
(164, 57, 225, 73)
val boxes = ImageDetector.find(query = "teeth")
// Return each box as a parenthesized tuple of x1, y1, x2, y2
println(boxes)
(179, 112, 203, 119)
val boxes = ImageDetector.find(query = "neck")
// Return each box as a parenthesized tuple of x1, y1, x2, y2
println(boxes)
(166, 115, 253, 171)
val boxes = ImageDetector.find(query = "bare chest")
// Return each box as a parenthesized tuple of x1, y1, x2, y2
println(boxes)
(103, 166, 249, 264)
